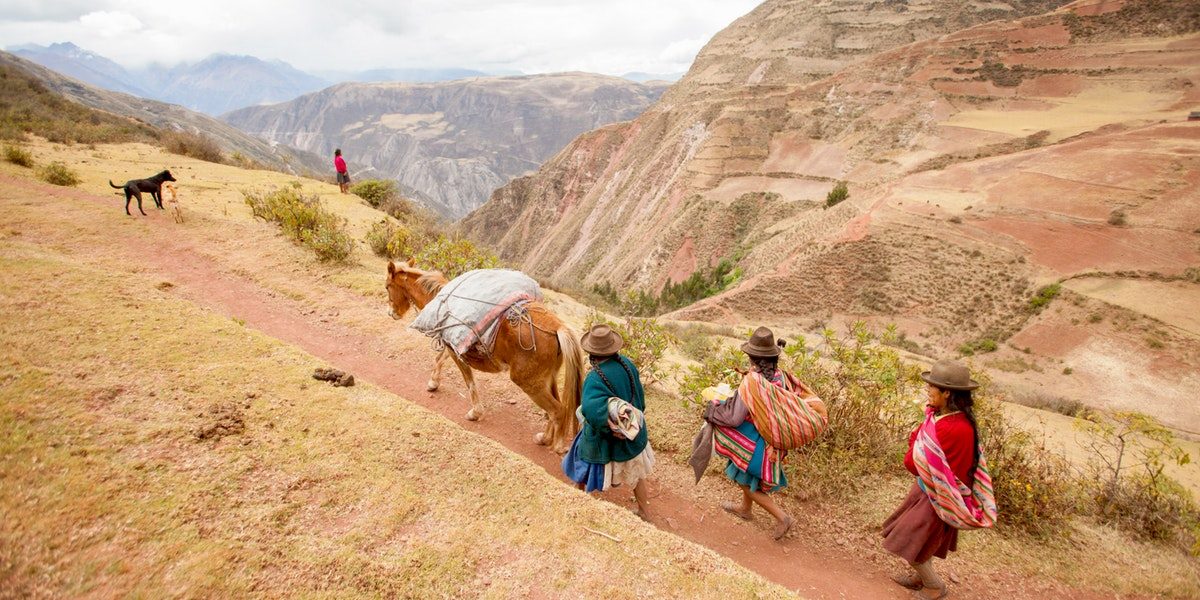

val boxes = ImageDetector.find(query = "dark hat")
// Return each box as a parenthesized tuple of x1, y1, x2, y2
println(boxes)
(920, 360, 980, 391)
(741, 326, 781, 358)
(581, 324, 623, 356)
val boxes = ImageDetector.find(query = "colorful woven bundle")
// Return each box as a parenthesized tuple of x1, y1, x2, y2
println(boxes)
(912, 408, 998, 530)
(738, 371, 828, 451)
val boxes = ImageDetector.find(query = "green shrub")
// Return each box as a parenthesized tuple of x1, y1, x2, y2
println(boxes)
(3, 144, 33, 167)
(584, 311, 676, 385)
(350, 179, 398, 208)
(677, 343, 748, 408)
(1028, 283, 1061, 312)
(825, 181, 849, 208)
(162, 130, 223, 163)
(365, 219, 423, 260)
(39, 161, 80, 186)
(413, 235, 500, 279)
(244, 187, 353, 262)
(958, 337, 998, 356)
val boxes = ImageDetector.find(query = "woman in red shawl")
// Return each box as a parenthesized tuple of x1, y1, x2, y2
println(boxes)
(881, 360, 982, 600)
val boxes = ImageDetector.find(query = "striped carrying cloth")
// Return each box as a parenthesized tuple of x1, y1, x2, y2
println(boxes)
(912, 408, 998, 530)
(739, 371, 828, 451)
(712, 371, 828, 487)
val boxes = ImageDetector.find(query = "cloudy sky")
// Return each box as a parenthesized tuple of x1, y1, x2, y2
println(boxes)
(0, 0, 762, 75)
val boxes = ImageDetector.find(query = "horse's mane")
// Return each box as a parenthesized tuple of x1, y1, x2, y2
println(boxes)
(417, 272, 446, 296)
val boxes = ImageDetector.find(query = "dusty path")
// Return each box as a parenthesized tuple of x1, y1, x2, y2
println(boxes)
(2, 175, 1122, 599)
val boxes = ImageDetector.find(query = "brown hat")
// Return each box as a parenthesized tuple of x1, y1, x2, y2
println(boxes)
(741, 326, 781, 358)
(581, 324, 623, 356)
(920, 360, 980, 391)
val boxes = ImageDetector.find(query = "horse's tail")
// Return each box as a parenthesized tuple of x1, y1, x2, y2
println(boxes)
(557, 325, 584, 440)
(109, 180, 122, 189)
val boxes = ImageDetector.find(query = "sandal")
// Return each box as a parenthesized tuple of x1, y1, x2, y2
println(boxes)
(913, 585, 948, 600)
(891, 573, 924, 591)
(721, 501, 753, 521)
(772, 515, 795, 540)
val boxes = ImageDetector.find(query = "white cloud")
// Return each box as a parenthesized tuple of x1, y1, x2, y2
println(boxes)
(0, 0, 762, 75)
(78, 11, 143, 37)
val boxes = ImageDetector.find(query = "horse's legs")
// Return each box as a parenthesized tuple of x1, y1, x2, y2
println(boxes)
(448, 354, 484, 421)
(517, 379, 560, 449)
(427, 348, 449, 391)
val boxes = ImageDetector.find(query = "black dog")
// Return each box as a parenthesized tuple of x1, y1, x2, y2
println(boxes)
(109, 170, 177, 216)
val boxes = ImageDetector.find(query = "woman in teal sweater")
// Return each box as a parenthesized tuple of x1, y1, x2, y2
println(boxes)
(562, 324, 655, 520)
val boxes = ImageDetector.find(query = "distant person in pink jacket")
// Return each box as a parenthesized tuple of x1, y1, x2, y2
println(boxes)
(333, 148, 350, 193)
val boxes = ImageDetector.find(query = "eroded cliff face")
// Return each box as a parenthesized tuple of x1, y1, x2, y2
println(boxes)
(223, 73, 667, 218)
(460, 0, 1075, 286)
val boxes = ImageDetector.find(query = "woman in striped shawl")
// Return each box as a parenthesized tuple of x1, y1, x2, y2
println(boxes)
(882, 360, 986, 600)
(715, 327, 816, 540)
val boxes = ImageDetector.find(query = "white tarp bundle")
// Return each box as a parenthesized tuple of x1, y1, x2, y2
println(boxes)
(409, 269, 543, 355)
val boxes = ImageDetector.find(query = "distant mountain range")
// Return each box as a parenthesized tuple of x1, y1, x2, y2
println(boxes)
(8, 43, 682, 117)
(0, 51, 327, 175)
(224, 74, 669, 218)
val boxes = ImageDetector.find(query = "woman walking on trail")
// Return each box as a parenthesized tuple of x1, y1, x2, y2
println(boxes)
(333, 148, 350, 193)
(562, 324, 655, 520)
(713, 327, 826, 541)
(882, 360, 997, 600)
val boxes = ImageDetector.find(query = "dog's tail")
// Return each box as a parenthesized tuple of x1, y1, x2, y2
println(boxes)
(109, 180, 122, 189)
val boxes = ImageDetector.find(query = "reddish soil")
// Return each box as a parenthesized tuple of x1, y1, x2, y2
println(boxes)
(4, 175, 1129, 599)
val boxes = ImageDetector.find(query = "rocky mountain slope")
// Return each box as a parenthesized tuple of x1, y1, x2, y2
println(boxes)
(222, 73, 668, 218)
(459, 0, 1200, 432)
(0, 51, 326, 175)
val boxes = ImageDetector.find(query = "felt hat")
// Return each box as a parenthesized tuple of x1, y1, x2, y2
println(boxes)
(741, 326, 781, 358)
(581, 324, 623, 356)
(920, 360, 980, 391)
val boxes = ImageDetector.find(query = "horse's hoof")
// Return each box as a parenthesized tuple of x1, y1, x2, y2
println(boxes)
(465, 408, 481, 422)
(534, 432, 548, 446)
(426, 380, 439, 391)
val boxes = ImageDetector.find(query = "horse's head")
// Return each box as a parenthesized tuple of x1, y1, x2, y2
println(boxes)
(386, 259, 448, 320)
(385, 260, 416, 320)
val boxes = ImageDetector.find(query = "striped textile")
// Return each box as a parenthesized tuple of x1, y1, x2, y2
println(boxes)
(912, 408, 998, 530)
(739, 371, 828, 451)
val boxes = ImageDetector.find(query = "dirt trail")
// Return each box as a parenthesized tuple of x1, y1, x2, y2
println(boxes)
(2, 175, 1121, 599)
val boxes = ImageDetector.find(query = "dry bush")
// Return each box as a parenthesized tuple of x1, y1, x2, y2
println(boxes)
(0, 63, 158, 145)
(1077, 410, 1199, 551)
(39, 161, 80, 186)
(974, 387, 1080, 538)
(412, 235, 499, 280)
(350, 179, 398, 208)
(365, 219, 424, 260)
(162, 130, 224, 163)
(3, 144, 33, 167)
(244, 187, 353, 262)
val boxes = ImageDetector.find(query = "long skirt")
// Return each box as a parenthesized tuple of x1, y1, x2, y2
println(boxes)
(881, 482, 959, 564)
(562, 433, 655, 493)
(723, 420, 786, 493)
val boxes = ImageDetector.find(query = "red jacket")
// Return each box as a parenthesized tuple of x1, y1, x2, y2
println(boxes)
(904, 412, 976, 482)
(334, 155, 347, 174)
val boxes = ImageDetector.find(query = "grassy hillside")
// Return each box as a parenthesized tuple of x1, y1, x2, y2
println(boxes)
(0, 62, 159, 144)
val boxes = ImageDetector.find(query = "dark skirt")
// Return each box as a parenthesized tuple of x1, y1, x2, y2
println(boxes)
(881, 482, 958, 564)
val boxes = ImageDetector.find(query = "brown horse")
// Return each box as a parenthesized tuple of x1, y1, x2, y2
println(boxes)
(385, 260, 583, 452)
